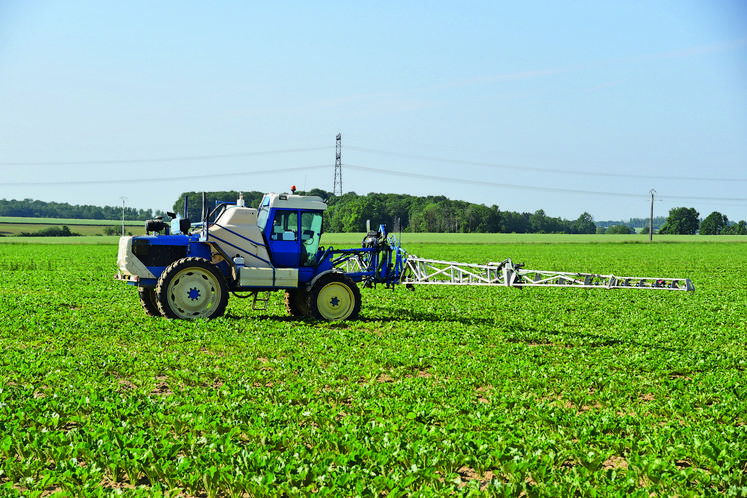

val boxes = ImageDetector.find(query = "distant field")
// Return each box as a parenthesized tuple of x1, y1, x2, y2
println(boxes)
(0, 217, 144, 238)
(0, 217, 141, 225)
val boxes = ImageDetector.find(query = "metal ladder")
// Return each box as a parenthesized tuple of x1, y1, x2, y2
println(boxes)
(252, 291, 272, 310)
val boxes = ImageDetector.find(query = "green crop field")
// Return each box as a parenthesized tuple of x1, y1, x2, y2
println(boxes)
(0, 236, 745, 497)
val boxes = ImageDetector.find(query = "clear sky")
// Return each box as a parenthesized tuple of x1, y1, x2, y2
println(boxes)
(1, 1, 745, 222)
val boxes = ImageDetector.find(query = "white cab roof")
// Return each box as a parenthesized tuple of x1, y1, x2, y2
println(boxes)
(261, 192, 327, 211)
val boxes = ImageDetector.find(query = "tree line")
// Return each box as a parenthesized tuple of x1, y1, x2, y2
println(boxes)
(170, 191, 745, 236)
(658, 207, 747, 235)
(596, 216, 667, 231)
(174, 189, 597, 234)
(0, 198, 160, 221)
(4, 194, 743, 236)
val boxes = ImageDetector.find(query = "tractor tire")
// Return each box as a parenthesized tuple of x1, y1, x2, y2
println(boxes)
(307, 273, 361, 321)
(155, 257, 228, 319)
(284, 289, 310, 317)
(138, 287, 161, 317)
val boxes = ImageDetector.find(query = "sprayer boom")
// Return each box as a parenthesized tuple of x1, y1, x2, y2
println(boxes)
(401, 256, 694, 291)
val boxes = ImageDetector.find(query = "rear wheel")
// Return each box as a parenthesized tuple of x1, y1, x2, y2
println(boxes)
(284, 289, 310, 317)
(307, 273, 361, 321)
(138, 287, 161, 316)
(156, 257, 228, 319)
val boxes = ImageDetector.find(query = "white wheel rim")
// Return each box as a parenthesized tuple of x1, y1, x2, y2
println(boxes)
(167, 267, 222, 319)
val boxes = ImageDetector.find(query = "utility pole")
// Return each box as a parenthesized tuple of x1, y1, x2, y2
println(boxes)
(120, 197, 127, 236)
(333, 133, 342, 196)
(649, 189, 655, 242)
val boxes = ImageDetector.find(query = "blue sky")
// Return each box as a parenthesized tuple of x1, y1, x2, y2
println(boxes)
(0, 1, 745, 221)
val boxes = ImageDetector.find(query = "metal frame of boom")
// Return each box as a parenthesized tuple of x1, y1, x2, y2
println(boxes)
(401, 256, 694, 291)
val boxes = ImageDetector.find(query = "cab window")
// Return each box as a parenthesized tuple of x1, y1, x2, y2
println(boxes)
(270, 210, 298, 241)
(300, 211, 323, 266)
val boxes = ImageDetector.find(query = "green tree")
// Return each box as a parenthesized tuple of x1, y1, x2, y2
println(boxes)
(723, 220, 747, 235)
(0, 198, 154, 220)
(572, 212, 596, 234)
(529, 209, 548, 233)
(420, 203, 440, 232)
(659, 207, 700, 235)
(474, 204, 501, 232)
(699, 211, 728, 235)
(501, 211, 529, 233)
(18, 225, 78, 237)
(606, 224, 633, 234)
(329, 194, 366, 232)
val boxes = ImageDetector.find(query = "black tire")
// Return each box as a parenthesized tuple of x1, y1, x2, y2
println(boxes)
(138, 287, 161, 317)
(155, 257, 228, 319)
(307, 273, 361, 321)
(284, 289, 310, 317)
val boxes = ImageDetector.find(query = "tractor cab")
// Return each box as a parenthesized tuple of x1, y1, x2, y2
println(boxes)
(256, 192, 326, 280)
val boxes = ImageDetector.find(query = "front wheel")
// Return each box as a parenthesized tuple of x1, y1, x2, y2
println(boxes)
(307, 273, 361, 321)
(156, 257, 228, 319)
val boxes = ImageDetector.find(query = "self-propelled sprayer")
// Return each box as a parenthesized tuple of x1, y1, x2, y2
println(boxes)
(116, 189, 693, 321)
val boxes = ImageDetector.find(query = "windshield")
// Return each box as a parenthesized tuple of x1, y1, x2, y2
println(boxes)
(257, 206, 270, 232)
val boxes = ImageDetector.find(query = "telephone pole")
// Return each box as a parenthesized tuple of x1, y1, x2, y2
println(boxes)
(649, 189, 655, 242)
(120, 196, 127, 236)
(333, 133, 342, 196)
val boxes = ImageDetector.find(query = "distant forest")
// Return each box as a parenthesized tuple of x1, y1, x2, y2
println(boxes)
(173, 189, 601, 234)
(596, 217, 667, 230)
(0, 192, 668, 234)
(0, 198, 161, 221)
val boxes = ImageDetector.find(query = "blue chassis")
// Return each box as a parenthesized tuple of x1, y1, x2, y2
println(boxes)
(129, 228, 407, 291)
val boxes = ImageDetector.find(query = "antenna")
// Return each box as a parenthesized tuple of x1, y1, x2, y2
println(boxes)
(333, 133, 342, 196)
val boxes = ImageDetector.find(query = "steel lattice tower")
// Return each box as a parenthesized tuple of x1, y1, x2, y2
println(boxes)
(333, 133, 342, 196)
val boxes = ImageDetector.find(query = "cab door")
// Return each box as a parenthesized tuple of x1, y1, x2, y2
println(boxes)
(265, 209, 299, 268)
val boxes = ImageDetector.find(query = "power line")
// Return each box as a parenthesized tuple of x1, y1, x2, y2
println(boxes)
(344, 163, 747, 203)
(0, 146, 331, 167)
(6, 159, 746, 204)
(345, 164, 642, 198)
(5, 143, 743, 186)
(0, 165, 330, 186)
(346, 145, 747, 183)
